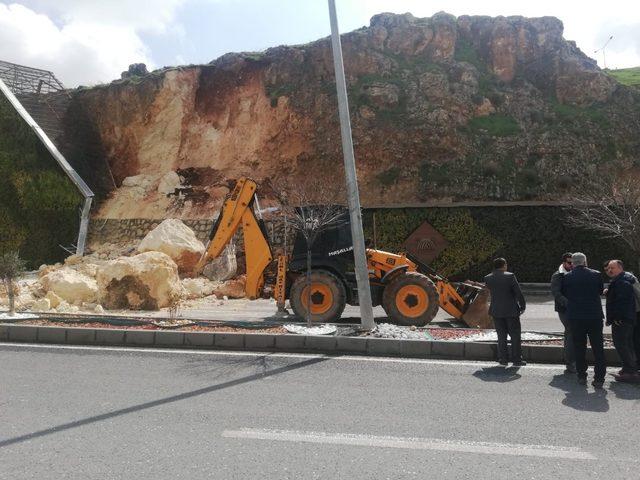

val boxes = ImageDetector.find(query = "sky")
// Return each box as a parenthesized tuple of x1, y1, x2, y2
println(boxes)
(0, 0, 639, 87)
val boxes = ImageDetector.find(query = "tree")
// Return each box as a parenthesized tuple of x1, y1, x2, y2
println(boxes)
(0, 251, 26, 316)
(268, 179, 347, 326)
(564, 173, 640, 272)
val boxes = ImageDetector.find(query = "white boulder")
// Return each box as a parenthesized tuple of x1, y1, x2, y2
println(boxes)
(45, 291, 63, 308)
(32, 298, 51, 311)
(96, 251, 183, 310)
(182, 278, 217, 299)
(40, 268, 98, 305)
(137, 219, 205, 274)
(158, 171, 182, 195)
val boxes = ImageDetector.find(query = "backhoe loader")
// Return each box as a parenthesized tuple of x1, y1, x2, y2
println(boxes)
(194, 177, 487, 326)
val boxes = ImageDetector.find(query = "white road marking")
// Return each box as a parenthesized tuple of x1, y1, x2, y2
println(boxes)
(222, 429, 596, 460)
(0, 342, 566, 370)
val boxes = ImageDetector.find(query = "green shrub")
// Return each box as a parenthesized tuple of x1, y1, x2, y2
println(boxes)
(0, 95, 81, 267)
(364, 206, 637, 282)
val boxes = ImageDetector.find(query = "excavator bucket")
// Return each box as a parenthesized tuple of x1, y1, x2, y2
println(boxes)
(461, 287, 493, 329)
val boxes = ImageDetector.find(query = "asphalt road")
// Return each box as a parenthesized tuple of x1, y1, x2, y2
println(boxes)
(147, 295, 604, 334)
(2, 343, 638, 479)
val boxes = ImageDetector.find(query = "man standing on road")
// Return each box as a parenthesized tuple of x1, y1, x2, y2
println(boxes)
(561, 252, 606, 388)
(604, 260, 639, 380)
(551, 252, 576, 374)
(484, 257, 526, 366)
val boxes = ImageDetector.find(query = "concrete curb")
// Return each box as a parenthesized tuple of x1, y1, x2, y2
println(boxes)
(0, 323, 621, 365)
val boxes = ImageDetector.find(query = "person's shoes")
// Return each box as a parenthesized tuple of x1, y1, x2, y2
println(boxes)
(577, 376, 587, 386)
(592, 379, 605, 389)
(513, 360, 527, 366)
(564, 365, 577, 374)
(498, 360, 508, 366)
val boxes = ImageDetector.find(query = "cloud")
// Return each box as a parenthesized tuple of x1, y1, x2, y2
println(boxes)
(0, 1, 184, 86)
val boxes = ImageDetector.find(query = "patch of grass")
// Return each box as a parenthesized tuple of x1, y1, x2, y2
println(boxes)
(454, 37, 483, 70)
(550, 101, 609, 127)
(466, 114, 521, 137)
(265, 83, 296, 107)
(607, 67, 640, 88)
(376, 166, 401, 187)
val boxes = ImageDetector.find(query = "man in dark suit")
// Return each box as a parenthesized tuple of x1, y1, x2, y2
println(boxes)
(550, 252, 575, 374)
(604, 259, 639, 380)
(561, 252, 606, 388)
(484, 257, 526, 366)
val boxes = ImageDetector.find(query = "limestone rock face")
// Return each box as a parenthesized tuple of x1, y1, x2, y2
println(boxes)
(96, 251, 182, 310)
(69, 11, 640, 211)
(137, 219, 205, 274)
(40, 268, 99, 305)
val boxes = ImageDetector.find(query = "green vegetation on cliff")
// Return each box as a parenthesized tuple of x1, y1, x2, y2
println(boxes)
(607, 67, 640, 88)
(364, 207, 636, 282)
(0, 95, 81, 267)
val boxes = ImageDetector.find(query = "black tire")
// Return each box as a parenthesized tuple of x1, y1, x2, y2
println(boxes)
(382, 272, 439, 326)
(290, 269, 347, 323)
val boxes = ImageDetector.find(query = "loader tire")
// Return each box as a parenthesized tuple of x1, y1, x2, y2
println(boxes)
(290, 270, 347, 323)
(382, 272, 439, 326)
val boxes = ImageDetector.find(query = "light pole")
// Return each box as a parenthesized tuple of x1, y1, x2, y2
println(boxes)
(594, 35, 613, 70)
(327, 0, 375, 330)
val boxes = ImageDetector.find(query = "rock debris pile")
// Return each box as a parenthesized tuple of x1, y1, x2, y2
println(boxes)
(0, 219, 244, 314)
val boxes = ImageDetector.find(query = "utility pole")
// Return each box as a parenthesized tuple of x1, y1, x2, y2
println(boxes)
(594, 35, 613, 70)
(327, 0, 375, 330)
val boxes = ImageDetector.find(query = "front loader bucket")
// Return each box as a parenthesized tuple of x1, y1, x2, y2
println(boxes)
(461, 288, 493, 329)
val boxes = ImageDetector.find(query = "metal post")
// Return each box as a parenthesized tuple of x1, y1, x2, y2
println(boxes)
(327, 0, 375, 330)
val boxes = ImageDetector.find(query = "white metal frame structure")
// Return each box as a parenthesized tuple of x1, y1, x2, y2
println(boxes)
(0, 74, 94, 256)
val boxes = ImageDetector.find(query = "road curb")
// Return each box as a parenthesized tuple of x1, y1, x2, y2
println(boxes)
(0, 323, 621, 365)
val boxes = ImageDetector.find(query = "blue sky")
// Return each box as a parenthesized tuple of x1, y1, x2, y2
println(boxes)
(1, 0, 639, 86)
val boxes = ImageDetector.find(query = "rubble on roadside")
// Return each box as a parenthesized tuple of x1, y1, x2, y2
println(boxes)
(137, 218, 205, 274)
(0, 219, 247, 315)
(371, 323, 430, 340)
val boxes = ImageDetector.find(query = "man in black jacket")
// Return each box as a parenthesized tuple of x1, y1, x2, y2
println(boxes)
(604, 260, 639, 380)
(561, 252, 606, 388)
(484, 257, 526, 366)
(550, 252, 576, 374)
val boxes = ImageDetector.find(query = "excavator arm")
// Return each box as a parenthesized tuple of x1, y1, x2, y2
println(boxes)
(194, 177, 273, 299)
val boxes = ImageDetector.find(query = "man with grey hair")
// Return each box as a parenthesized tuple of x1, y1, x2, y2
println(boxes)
(561, 252, 606, 388)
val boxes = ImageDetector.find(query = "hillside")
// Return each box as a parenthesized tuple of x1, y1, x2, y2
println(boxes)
(58, 12, 640, 219)
(608, 66, 640, 88)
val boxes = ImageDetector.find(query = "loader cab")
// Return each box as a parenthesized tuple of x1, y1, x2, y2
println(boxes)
(288, 209, 356, 286)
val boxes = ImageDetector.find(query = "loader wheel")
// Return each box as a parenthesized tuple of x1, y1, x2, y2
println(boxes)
(290, 270, 346, 323)
(382, 272, 439, 326)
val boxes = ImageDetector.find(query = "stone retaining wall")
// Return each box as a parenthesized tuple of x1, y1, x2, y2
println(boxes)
(88, 218, 291, 250)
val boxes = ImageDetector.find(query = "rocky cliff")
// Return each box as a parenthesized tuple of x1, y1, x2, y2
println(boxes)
(63, 12, 640, 219)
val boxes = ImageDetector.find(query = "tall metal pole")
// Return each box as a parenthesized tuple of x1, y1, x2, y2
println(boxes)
(327, 0, 375, 330)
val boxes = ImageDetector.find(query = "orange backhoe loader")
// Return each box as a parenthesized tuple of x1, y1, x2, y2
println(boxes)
(194, 177, 488, 326)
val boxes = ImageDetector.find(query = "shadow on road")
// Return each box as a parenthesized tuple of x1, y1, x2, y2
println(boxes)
(549, 374, 609, 412)
(472, 366, 521, 382)
(0, 355, 329, 449)
(608, 381, 640, 401)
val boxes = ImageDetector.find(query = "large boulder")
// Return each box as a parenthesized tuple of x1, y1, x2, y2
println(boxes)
(96, 251, 182, 310)
(137, 219, 205, 274)
(40, 268, 98, 305)
(202, 244, 237, 281)
(212, 275, 246, 299)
